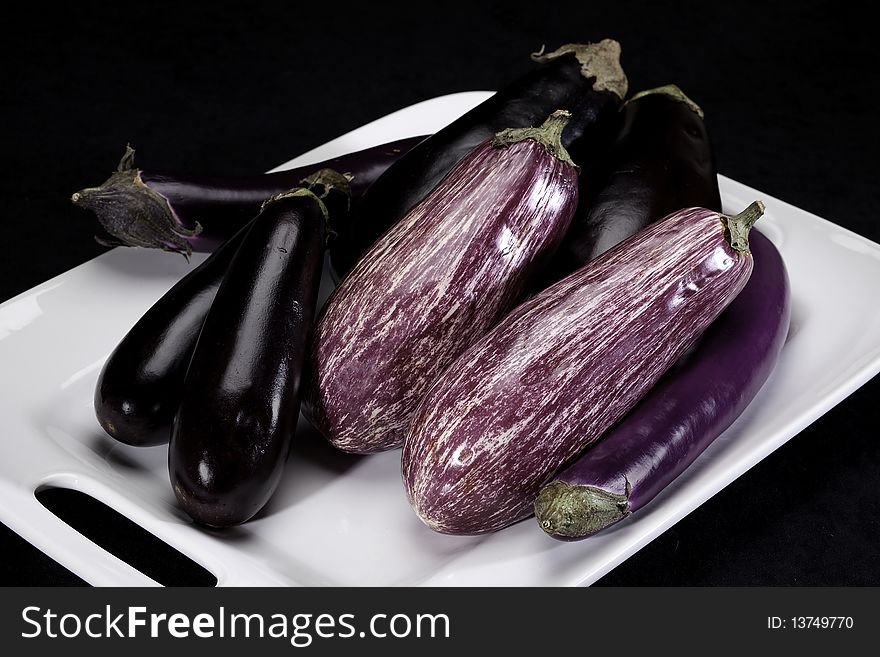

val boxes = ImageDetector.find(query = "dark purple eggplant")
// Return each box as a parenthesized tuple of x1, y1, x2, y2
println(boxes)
(169, 170, 350, 527)
(94, 219, 253, 447)
(305, 110, 580, 454)
(548, 84, 721, 283)
(95, 168, 349, 449)
(70, 135, 425, 257)
(535, 230, 790, 539)
(402, 202, 764, 535)
(329, 40, 627, 277)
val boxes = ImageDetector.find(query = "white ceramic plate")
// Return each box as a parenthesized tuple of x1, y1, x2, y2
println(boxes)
(2, 92, 880, 586)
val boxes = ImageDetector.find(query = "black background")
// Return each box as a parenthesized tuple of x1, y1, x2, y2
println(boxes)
(2, 0, 878, 585)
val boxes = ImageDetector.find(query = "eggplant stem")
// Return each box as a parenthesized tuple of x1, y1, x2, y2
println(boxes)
(262, 187, 329, 220)
(492, 109, 579, 170)
(118, 143, 136, 171)
(70, 146, 200, 259)
(530, 39, 628, 99)
(626, 84, 704, 119)
(299, 168, 352, 209)
(535, 480, 631, 539)
(263, 168, 351, 245)
(722, 200, 765, 253)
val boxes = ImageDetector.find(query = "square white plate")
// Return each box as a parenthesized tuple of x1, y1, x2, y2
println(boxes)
(2, 92, 880, 586)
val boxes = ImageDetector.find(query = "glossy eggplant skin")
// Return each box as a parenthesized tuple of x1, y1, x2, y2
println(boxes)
(330, 40, 627, 277)
(402, 204, 761, 535)
(169, 176, 349, 527)
(305, 113, 579, 454)
(71, 136, 425, 259)
(94, 220, 253, 447)
(535, 230, 790, 539)
(549, 85, 721, 282)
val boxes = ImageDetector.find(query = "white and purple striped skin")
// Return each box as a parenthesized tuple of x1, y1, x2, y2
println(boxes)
(304, 136, 579, 454)
(535, 230, 790, 539)
(402, 207, 755, 535)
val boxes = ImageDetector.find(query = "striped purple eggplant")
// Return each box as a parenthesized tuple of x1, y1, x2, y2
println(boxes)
(330, 40, 627, 278)
(401, 202, 765, 534)
(304, 110, 580, 454)
(534, 230, 790, 539)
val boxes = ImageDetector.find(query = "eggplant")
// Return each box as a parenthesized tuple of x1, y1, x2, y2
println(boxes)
(549, 84, 721, 282)
(330, 39, 627, 277)
(305, 111, 580, 454)
(402, 202, 765, 535)
(94, 218, 253, 447)
(95, 167, 349, 448)
(535, 230, 790, 538)
(169, 170, 350, 527)
(70, 135, 425, 258)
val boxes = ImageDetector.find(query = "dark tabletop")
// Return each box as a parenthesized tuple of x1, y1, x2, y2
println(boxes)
(2, 0, 878, 586)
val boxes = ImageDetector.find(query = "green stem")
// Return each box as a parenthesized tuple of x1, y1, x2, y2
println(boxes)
(262, 168, 351, 243)
(530, 39, 628, 100)
(626, 84, 704, 119)
(299, 168, 351, 207)
(722, 200, 765, 253)
(534, 480, 630, 539)
(491, 109, 578, 169)
(70, 145, 200, 259)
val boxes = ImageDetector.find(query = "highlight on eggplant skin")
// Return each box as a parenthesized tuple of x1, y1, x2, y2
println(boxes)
(401, 202, 763, 535)
(168, 171, 350, 528)
(535, 228, 790, 540)
(305, 110, 580, 455)
(70, 135, 426, 259)
(329, 39, 627, 278)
